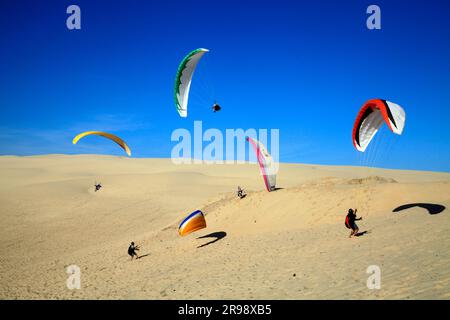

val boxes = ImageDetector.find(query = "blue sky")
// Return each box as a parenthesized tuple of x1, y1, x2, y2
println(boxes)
(0, 0, 449, 172)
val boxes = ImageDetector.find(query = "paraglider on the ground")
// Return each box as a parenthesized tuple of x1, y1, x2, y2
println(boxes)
(178, 210, 207, 236)
(72, 131, 131, 156)
(352, 99, 406, 152)
(246, 137, 277, 192)
(174, 48, 210, 118)
(345, 208, 363, 238)
(236, 186, 246, 199)
(94, 181, 102, 192)
(127, 241, 140, 260)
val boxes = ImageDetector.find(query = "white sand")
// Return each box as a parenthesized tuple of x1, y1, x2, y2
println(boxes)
(0, 155, 449, 299)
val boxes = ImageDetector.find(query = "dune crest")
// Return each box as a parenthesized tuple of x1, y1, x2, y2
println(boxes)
(347, 176, 398, 185)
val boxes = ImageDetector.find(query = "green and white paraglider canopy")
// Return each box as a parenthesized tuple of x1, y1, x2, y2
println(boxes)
(174, 48, 209, 118)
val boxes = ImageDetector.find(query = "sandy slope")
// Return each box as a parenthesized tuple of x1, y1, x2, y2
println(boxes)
(0, 155, 449, 299)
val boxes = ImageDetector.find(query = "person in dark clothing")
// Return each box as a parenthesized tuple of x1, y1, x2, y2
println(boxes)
(212, 103, 221, 113)
(94, 182, 102, 192)
(128, 242, 140, 260)
(237, 186, 246, 199)
(345, 208, 362, 238)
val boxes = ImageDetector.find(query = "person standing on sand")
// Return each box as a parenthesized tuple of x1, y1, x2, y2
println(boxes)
(345, 208, 362, 238)
(128, 242, 140, 260)
(94, 182, 102, 192)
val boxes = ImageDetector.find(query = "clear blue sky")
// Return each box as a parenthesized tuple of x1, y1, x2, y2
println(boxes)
(1, 0, 449, 172)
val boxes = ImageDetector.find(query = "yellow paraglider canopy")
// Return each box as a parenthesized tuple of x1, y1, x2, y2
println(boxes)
(72, 131, 131, 156)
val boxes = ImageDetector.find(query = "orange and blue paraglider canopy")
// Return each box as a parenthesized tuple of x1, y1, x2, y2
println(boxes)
(178, 210, 206, 236)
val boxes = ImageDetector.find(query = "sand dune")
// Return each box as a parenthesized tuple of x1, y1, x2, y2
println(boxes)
(0, 155, 449, 299)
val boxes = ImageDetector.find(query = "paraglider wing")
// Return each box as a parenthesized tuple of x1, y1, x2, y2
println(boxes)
(178, 210, 207, 236)
(72, 131, 131, 156)
(352, 99, 406, 152)
(246, 137, 277, 192)
(174, 48, 209, 117)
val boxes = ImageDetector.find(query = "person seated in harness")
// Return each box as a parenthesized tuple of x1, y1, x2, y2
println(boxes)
(237, 186, 246, 199)
(212, 103, 221, 113)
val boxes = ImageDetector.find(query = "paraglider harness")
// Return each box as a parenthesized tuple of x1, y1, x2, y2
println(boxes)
(345, 215, 351, 229)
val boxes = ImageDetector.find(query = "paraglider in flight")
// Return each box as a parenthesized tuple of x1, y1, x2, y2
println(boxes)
(174, 48, 210, 118)
(212, 103, 221, 113)
(178, 210, 207, 236)
(352, 99, 406, 152)
(72, 131, 131, 156)
(246, 137, 277, 192)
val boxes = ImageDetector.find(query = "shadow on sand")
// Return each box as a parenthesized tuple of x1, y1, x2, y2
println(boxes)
(355, 231, 369, 237)
(197, 231, 227, 248)
(137, 253, 150, 260)
(393, 203, 446, 215)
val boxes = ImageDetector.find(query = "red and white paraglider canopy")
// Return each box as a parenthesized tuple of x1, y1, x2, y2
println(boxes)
(246, 136, 277, 192)
(352, 99, 406, 152)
